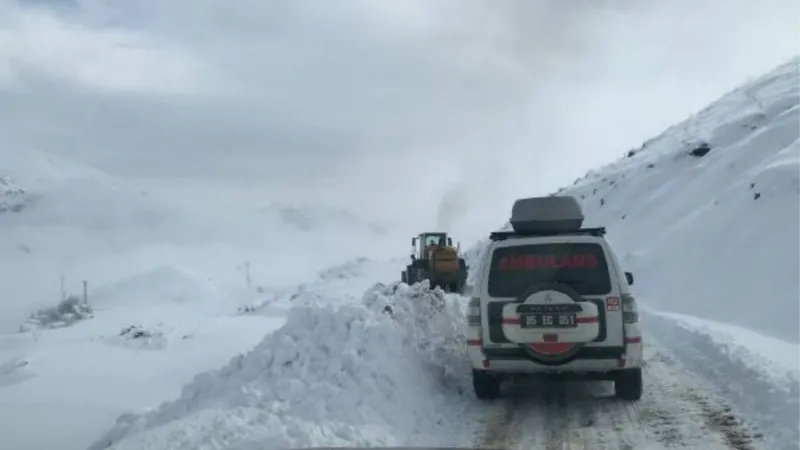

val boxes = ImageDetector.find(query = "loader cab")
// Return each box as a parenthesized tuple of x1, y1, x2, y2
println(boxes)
(411, 232, 454, 260)
(404, 231, 469, 294)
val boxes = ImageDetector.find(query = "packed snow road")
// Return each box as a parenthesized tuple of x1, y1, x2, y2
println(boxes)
(472, 337, 762, 450)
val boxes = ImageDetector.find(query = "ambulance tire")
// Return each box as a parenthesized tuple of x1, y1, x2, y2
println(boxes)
(472, 369, 501, 400)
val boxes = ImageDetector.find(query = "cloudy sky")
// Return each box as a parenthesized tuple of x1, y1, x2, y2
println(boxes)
(1, 0, 798, 237)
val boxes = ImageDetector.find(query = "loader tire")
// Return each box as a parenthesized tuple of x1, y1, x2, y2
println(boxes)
(405, 266, 415, 285)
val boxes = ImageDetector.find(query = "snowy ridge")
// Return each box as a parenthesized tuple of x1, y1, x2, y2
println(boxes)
(0, 147, 397, 333)
(566, 57, 799, 188)
(0, 149, 179, 229)
(0, 149, 216, 333)
(88, 281, 477, 450)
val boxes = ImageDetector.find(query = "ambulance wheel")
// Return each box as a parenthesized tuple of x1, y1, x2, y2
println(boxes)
(614, 368, 643, 401)
(472, 369, 501, 400)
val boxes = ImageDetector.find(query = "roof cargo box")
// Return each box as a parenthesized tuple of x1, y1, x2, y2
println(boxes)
(509, 196, 584, 233)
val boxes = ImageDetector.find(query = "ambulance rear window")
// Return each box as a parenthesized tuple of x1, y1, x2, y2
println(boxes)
(487, 243, 611, 297)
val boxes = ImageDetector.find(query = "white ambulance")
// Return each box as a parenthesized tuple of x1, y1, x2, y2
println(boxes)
(466, 196, 643, 400)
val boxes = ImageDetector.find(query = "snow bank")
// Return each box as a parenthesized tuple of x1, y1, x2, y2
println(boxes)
(644, 309, 800, 450)
(89, 281, 476, 450)
(235, 257, 403, 316)
(649, 309, 799, 388)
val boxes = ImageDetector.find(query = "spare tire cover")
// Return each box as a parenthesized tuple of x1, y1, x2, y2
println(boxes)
(513, 282, 586, 364)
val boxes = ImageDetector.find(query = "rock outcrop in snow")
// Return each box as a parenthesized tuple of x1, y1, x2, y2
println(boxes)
(0, 175, 27, 213)
(18, 295, 93, 332)
(89, 281, 476, 450)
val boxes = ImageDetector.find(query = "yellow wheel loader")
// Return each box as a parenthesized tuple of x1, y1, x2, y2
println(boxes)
(401, 232, 468, 294)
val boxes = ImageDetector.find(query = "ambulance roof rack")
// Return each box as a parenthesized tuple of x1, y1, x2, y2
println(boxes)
(488, 195, 605, 241)
(489, 227, 607, 241)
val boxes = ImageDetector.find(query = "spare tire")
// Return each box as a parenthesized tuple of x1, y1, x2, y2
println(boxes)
(503, 282, 598, 365)
(516, 282, 584, 304)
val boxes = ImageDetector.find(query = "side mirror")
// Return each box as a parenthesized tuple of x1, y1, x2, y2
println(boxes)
(625, 272, 634, 286)
(447, 237, 452, 246)
(411, 237, 417, 245)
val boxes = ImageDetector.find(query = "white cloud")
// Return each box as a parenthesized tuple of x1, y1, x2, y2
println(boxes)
(1, 0, 798, 235)
(0, 5, 213, 94)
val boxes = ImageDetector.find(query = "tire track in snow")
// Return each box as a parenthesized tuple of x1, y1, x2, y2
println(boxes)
(643, 311, 798, 450)
(475, 381, 602, 450)
(473, 341, 762, 450)
(686, 390, 759, 450)
(542, 385, 586, 450)
(475, 398, 518, 449)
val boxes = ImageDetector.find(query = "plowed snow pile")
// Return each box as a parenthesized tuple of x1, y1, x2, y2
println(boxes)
(89, 281, 477, 450)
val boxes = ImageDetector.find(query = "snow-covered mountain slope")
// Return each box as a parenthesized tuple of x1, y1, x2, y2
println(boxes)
(0, 148, 404, 450)
(0, 148, 396, 332)
(563, 57, 799, 343)
(0, 149, 212, 332)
